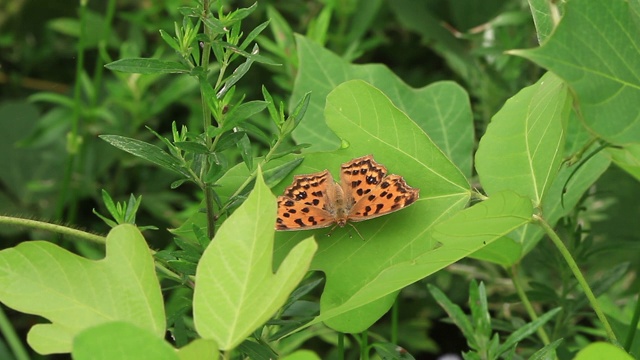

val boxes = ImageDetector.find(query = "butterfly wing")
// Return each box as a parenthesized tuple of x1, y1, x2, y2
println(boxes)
(275, 170, 337, 230)
(339, 155, 420, 222)
(339, 155, 388, 205)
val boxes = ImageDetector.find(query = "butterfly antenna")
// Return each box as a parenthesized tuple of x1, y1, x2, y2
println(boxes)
(348, 223, 365, 241)
(325, 224, 339, 237)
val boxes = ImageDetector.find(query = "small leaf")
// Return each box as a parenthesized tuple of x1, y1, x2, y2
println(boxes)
(529, 339, 563, 360)
(497, 308, 561, 355)
(100, 135, 189, 177)
(174, 141, 210, 154)
(428, 284, 475, 345)
(159, 29, 180, 52)
(263, 158, 304, 188)
(105, 58, 190, 74)
(215, 131, 247, 152)
(221, 100, 268, 132)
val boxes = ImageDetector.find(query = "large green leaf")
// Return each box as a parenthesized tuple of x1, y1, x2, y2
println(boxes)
(474, 112, 611, 265)
(476, 72, 570, 206)
(193, 171, 317, 350)
(0, 225, 165, 354)
(514, 0, 640, 144)
(310, 191, 532, 330)
(291, 35, 474, 177)
(274, 80, 471, 332)
(574, 342, 634, 360)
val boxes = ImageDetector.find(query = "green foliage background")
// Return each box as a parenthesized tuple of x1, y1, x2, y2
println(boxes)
(0, 0, 639, 359)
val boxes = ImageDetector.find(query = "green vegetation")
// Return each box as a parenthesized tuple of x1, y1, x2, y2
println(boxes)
(0, 0, 639, 359)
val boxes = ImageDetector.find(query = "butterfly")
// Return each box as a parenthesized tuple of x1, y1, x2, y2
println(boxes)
(275, 155, 420, 236)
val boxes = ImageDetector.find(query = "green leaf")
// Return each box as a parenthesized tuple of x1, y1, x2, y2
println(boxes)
(608, 144, 640, 181)
(371, 342, 415, 360)
(100, 135, 190, 178)
(174, 141, 210, 154)
(496, 308, 561, 355)
(273, 80, 470, 331)
(513, 0, 640, 144)
(193, 171, 317, 350)
(176, 339, 218, 360)
(527, 0, 558, 44)
(105, 58, 190, 74)
(574, 342, 634, 360)
(0, 225, 165, 354)
(511, 136, 611, 259)
(427, 284, 475, 343)
(221, 100, 268, 132)
(529, 339, 563, 360)
(73, 322, 178, 360)
(291, 35, 474, 177)
(475, 72, 570, 206)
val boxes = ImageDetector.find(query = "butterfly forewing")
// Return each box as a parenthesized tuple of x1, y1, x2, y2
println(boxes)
(340, 155, 388, 204)
(347, 174, 420, 222)
(275, 170, 337, 230)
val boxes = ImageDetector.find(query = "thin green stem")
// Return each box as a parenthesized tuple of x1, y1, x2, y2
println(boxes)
(200, 0, 217, 240)
(391, 299, 398, 345)
(91, 0, 116, 107)
(509, 265, 551, 345)
(338, 332, 345, 360)
(623, 283, 640, 351)
(0, 306, 30, 360)
(535, 214, 617, 343)
(0, 216, 105, 245)
(55, 0, 88, 222)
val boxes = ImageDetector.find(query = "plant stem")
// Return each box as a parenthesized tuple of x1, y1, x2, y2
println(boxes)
(623, 281, 640, 351)
(360, 330, 369, 360)
(391, 299, 398, 345)
(534, 214, 617, 343)
(509, 265, 551, 345)
(200, 0, 217, 240)
(55, 0, 88, 222)
(0, 216, 106, 245)
(338, 332, 344, 360)
(0, 306, 30, 360)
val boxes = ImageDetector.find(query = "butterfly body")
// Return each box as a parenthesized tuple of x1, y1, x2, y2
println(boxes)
(275, 155, 419, 232)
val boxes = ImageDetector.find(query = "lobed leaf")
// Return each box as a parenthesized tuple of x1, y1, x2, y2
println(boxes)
(0, 225, 165, 354)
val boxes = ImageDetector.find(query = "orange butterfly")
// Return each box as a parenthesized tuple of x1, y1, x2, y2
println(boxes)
(275, 155, 419, 236)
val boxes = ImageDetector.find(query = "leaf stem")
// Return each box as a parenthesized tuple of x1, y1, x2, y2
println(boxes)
(509, 265, 551, 345)
(534, 214, 617, 343)
(0, 216, 105, 245)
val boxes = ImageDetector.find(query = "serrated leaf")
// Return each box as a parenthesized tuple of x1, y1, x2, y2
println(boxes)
(193, 171, 317, 350)
(0, 225, 165, 354)
(105, 58, 189, 74)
